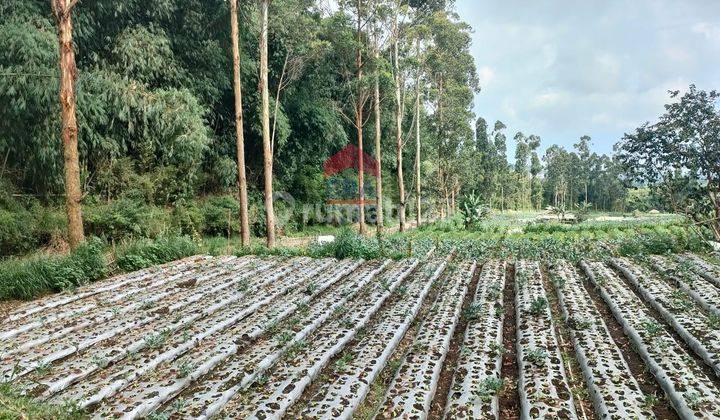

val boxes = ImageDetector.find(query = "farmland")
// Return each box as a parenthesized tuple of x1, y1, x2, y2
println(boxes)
(2, 247, 720, 418)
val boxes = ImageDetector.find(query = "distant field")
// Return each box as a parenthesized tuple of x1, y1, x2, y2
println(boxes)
(2, 250, 720, 418)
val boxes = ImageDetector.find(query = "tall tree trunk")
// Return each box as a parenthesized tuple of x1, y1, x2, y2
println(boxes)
(450, 183, 456, 215)
(356, 0, 366, 235)
(259, 0, 275, 248)
(52, 0, 84, 249)
(393, 14, 406, 232)
(414, 38, 422, 228)
(230, 0, 250, 246)
(373, 28, 383, 234)
(436, 76, 445, 219)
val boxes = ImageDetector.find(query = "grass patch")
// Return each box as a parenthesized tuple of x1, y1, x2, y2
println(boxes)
(115, 236, 199, 272)
(0, 382, 85, 419)
(0, 239, 107, 300)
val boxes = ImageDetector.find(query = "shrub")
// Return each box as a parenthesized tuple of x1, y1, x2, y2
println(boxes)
(115, 235, 199, 272)
(200, 195, 239, 236)
(85, 198, 168, 240)
(0, 208, 37, 255)
(307, 228, 381, 260)
(171, 199, 206, 237)
(0, 238, 107, 300)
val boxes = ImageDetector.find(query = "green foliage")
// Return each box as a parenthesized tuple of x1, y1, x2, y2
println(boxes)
(306, 228, 381, 260)
(0, 382, 85, 419)
(458, 192, 490, 229)
(85, 198, 169, 240)
(115, 236, 199, 272)
(0, 238, 107, 300)
(617, 85, 720, 241)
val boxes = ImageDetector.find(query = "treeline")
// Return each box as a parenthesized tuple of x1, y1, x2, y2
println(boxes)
(465, 118, 627, 212)
(0, 0, 480, 250)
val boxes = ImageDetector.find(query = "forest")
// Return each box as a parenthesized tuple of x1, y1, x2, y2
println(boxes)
(1, 0, 694, 259)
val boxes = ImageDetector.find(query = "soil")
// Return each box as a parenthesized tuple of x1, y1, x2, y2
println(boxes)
(541, 265, 594, 419)
(498, 263, 520, 419)
(427, 262, 482, 418)
(352, 259, 447, 419)
(579, 268, 678, 419)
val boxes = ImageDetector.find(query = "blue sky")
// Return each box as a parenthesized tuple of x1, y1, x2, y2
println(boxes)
(454, 0, 720, 157)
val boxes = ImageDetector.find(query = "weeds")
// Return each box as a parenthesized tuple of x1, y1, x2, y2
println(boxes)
(529, 297, 548, 316)
(526, 348, 548, 367)
(463, 303, 483, 320)
(0, 238, 107, 300)
(475, 376, 505, 402)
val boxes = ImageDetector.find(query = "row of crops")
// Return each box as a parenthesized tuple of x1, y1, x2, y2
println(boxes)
(1, 250, 720, 418)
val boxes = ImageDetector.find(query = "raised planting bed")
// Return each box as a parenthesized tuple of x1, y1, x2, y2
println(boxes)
(297, 257, 450, 418)
(550, 260, 652, 418)
(515, 260, 577, 419)
(217, 259, 422, 418)
(582, 260, 720, 418)
(10, 256, 309, 398)
(3, 254, 720, 419)
(160, 258, 391, 419)
(375, 260, 476, 419)
(443, 260, 507, 419)
(612, 257, 720, 377)
(649, 255, 720, 316)
(676, 253, 720, 289)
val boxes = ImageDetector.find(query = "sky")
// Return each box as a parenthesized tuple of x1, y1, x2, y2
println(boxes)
(454, 0, 720, 157)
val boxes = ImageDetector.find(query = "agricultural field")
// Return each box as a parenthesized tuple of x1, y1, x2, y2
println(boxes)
(2, 248, 720, 419)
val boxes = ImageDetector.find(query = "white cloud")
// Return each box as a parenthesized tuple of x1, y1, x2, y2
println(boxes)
(692, 22, 720, 42)
(455, 0, 720, 156)
(477, 66, 495, 88)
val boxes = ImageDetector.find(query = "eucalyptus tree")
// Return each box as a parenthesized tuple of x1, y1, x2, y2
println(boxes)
(528, 135, 542, 209)
(259, 0, 275, 247)
(424, 9, 478, 216)
(543, 145, 571, 209)
(492, 121, 508, 210)
(475, 117, 496, 201)
(513, 131, 529, 208)
(51, 0, 85, 248)
(229, 0, 250, 246)
(574, 135, 592, 206)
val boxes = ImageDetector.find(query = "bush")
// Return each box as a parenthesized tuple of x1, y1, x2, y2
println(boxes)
(0, 208, 37, 255)
(307, 228, 381, 260)
(0, 238, 107, 300)
(200, 195, 239, 236)
(170, 199, 206, 237)
(85, 198, 168, 240)
(0, 195, 65, 257)
(115, 235, 199, 272)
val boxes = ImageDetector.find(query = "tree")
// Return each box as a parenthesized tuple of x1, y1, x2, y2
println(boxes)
(259, 0, 275, 247)
(355, 0, 368, 235)
(617, 85, 720, 240)
(475, 116, 496, 201)
(51, 0, 85, 249)
(371, 1, 385, 234)
(513, 131, 529, 208)
(492, 121, 508, 210)
(392, 1, 407, 231)
(413, 36, 423, 227)
(229, 0, 250, 246)
(528, 135, 543, 209)
(574, 135, 592, 206)
(544, 145, 571, 209)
